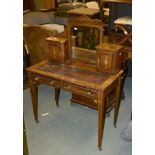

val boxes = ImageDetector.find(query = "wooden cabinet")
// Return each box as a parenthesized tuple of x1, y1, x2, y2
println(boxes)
(46, 37, 69, 63)
(96, 43, 125, 74)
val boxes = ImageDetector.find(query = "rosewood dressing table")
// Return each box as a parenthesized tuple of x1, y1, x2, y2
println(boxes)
(26, 15, 128, 150)
(27, 59, 123, 150)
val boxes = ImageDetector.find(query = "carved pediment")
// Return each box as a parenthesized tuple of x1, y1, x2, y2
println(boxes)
(68, 15, 104, 27)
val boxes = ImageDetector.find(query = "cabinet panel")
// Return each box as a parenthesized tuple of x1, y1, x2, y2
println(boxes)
(46, 37, 69, 63)
(48, 44, 62, 62)
(96, 43, 124, 74)
(99, 52, 113, 70)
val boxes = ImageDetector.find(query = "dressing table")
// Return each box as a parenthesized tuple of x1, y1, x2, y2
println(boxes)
(26, 15, 128, 150)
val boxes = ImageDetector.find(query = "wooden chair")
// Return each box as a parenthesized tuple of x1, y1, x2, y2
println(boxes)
(23, 25, 60, 107)
(114, 16, 132, 45)
(23, 25, 59, 65)
(98, 0, 132, 45)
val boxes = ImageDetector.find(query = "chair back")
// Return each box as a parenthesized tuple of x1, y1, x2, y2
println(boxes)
(23, 25, 58, 65)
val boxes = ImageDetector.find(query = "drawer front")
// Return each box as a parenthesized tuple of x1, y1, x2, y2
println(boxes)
(63, 82, 97, 98)
(71, 93, 98, 109)
(34, 75, 61, 88)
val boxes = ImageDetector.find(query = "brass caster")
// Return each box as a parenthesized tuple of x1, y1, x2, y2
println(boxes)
(114, 124, 117, 128)
(98, 146, 102, 151)
(56, 103, 59, 108)
(121, 92, 125, 100)
(71, 102, 76, 106)
(106, 112, 110, 117)
(35, 120, 39, 123)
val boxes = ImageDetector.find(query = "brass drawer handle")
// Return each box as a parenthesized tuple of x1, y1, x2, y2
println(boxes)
(35, 77, 39, 81)
(94, 100, 97, 104)
(50, 81, 55, 85)
(66, 85, 71, 89)
(119, 52, 122, 56)
(87, 91, 91, 95)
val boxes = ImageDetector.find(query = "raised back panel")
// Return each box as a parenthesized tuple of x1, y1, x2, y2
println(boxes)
(67, 15, 104, 64)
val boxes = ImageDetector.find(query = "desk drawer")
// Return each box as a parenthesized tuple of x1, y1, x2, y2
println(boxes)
(63, 82, 97, 98)
(34, 75, 61, 88)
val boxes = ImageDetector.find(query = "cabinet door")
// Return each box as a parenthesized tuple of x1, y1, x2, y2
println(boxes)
(97, 51, 114, 72)
(48, 43, 62, 62)
(46, 37, 69, 63)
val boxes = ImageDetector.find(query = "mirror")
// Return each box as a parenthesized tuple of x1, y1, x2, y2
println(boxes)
(72, 26, 100, 50)
(67, 15, 104, 64)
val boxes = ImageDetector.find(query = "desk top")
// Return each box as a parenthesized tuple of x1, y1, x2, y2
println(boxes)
(27, 60, 123, 90)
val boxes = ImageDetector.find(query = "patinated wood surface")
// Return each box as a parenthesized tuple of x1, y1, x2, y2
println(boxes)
(27, 60, 112, 88)
(96, 43, 128, 74)
(46, 37, 69, 63)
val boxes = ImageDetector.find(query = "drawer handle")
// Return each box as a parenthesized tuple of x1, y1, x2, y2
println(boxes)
(87, 91, 91, 95)
(119, 52, 122, 56)
(94, 100, 97, 104)
(35, 77, 39, 81)
(66, 85, 71, 89)
(50, 81, 55, 85)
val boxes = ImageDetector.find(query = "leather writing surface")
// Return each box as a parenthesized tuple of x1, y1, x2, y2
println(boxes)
(35, 61, 110, 85)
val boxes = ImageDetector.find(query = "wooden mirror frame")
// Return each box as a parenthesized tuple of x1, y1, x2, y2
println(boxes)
(67, 15, 104, 64)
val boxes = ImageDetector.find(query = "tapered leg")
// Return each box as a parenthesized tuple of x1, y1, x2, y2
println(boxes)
(114, 76, 122, 127)
(106, 97, 110, 117)
(120, 60, 128, 101)
(106, 111, 110, 117)
(98, 91, 106, 151)
(28, 74, 39, 123)
(55, 88, 60, 108)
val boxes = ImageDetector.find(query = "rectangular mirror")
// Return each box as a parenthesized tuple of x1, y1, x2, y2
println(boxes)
(72, 26, 100, 50)
(67, 16, 104, 64)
